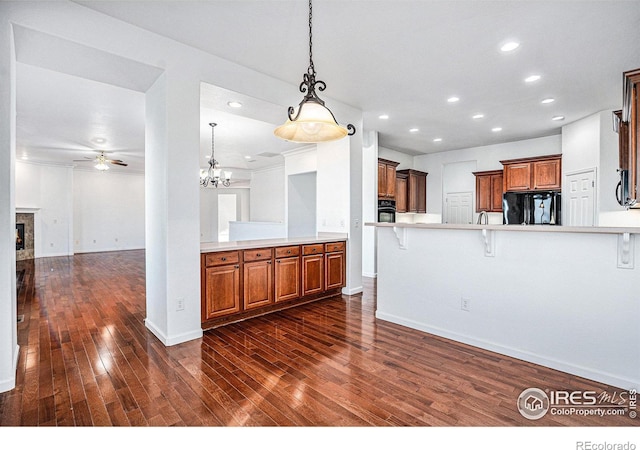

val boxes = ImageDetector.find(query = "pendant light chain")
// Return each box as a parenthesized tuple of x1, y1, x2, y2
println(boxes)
(308, 0, 315, 76)
(210, 122, 216, 165)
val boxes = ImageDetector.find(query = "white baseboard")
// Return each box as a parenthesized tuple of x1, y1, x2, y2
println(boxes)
(375, 311, 639, 391)
(343, 286, 363, 295)
(362, 272, 377, 278)
(0, 344, 20, 393)
(144, 319, 203, 347)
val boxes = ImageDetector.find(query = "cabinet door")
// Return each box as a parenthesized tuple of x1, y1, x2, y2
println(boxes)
(243, 260, 273, 310)
(396, 176, 407, 213)
(475, 174, 491, 212)
(203, 264, 240, 320)
(302, 254, 324, 296)
(385, 164, 396, 198)
(275, 257, 300, 302)
(504, 163, 532, 191)
(408, 173, 419, 212)
(533, 159, 561, 190)
(378, 162, 387, 199)
(490, 173, 504, 212)
(325, 251, 345, 291)
(416, 174, 427, 213)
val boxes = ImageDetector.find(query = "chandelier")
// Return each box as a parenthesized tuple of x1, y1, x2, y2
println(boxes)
(200, 122, 231, 188)
(273, 0, 355, 143)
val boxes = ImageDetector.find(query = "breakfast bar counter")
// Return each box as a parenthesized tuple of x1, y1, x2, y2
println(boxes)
(366, 222, 640, 390)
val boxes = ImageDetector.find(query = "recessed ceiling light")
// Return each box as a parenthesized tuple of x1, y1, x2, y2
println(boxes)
(447, 96, 460, 103)
(492, 127, 503, 132)
(92, 137, 106, 144)
(472, 114, 485, 119)
(378, 114, 389, 120)
(500, 41, 520, 52)
(245, 155, 252, 159)
(21, 154, 28, 160)
(409, 128, 419, 133)
(541, 98, 555, 104)
(433, 138, 442, 142)
(525, 75, 541, 83)
(227, 101, 242, 108)
(552, 115, 565, 121)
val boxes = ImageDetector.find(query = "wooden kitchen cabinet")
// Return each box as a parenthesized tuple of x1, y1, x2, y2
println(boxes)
(324, 242, 345, 291)
(302, 244, 324, 296)
(378, 158, 400, 199)
(396, 169, 428, 213)
(201, 241, 346, 329)
(395, 172, 408, 213)
(501, 154, 562, 192)
(473, 170, 503, 212)
(202, 253, 241, 321)
(275, 246, 300, 303)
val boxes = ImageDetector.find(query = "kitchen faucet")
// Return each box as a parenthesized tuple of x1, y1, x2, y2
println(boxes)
(477, 210, 488, 225)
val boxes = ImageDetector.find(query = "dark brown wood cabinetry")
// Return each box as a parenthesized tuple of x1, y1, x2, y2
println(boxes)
(395, 173, 408, 213)
(396, 169, 427, 213)
(201, 240, 346, 329)
(501, 154, 562, 192)
(473, 170, 503, 212)
(274, 246, 300, 303)
(378, 158, 400, 199)
(614, 68, 640, 207)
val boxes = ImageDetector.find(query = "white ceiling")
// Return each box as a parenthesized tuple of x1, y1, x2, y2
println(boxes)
(14, 1, 640, 175)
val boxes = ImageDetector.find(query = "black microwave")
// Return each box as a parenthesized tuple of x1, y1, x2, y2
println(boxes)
(378, 199, 396, 223)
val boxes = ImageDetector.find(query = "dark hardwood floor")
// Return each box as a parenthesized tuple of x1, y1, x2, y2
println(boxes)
(0, 250, 636, 427)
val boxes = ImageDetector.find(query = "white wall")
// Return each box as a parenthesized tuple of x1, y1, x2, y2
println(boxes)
(250, 166, 285, 223)
(362, 131, 378, 277)
(15, 161, 73, 257)
(200, 187, 249, 242)
(73, 169, 145, 253)
(287, 172, 316, 238)
(378, 146, 414, 170)
(376, 226, 640, 389)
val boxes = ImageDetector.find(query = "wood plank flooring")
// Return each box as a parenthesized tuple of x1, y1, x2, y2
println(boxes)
(0, 250, 636, 427)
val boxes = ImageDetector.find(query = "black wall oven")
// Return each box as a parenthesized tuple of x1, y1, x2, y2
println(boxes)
(378, 199, 396, 223)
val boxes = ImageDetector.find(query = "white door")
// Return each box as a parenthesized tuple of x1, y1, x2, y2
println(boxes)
(445, 192, 473, 224)
(566, 169, 596, 226)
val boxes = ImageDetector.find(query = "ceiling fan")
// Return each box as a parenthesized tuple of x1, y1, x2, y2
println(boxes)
(73, 151, 128, 171)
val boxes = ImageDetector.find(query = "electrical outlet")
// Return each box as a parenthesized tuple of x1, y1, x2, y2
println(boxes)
(176, 298, 185, 311)
(461, 297, 470, 311)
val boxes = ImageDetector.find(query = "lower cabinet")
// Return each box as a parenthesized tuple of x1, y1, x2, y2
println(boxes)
(201, 241, 346, 329)
(202, 263, 240, 320)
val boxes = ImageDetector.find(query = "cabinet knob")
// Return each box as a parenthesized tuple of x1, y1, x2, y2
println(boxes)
(267, 261, 272, 265)
(276, 260, 281, 263)
(221, 257, 227, 261)
(287, 250, 291, 254)
(257, 253, 261, 257)
(234, 265, 239, 269)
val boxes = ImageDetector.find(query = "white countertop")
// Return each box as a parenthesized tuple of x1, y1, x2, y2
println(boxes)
(200, 233, 348, 253)
(365, 222, 640, 234)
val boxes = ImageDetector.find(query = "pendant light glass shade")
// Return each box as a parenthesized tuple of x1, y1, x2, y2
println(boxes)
(274, 100, 350, 142)
(274, 0, 355, 143)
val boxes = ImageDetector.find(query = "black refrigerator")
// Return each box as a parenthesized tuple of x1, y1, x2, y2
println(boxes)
(502, 191, 562, 225)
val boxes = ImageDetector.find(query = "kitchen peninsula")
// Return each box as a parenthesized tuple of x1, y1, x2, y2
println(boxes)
(201, 234, 347, 330)
(367, 222, 640, 390)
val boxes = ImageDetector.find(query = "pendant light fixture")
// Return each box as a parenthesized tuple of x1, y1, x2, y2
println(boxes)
(200, 122, 231, 188)
(274, 0, 355, 143)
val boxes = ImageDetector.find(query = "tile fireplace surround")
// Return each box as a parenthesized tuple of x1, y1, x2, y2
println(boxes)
(15, 213, 34, 261)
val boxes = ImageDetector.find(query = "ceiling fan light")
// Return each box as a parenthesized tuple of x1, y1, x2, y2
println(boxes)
(95, 162, 109, 171)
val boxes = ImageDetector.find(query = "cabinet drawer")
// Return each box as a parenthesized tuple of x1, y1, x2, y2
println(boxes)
(204, 251, 239, 267)
(325, 241, 345, 253)
(243, 248, 272, 262)
(275, 245, 300, 258)
(302, 244, 324, 255)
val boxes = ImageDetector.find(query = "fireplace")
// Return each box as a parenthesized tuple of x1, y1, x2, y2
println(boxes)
(16, 223, 25, 251)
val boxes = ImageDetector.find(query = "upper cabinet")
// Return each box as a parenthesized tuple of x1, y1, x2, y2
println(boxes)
(396, 169, 428, 213)
(500, 154, 562, 192)
(473, 170, 503, 212)
(613, 68, 640, 208)
(378, 158, 400, 199)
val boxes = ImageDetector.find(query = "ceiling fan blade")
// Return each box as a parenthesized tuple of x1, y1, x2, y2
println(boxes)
(110, 161, 128, 166)
(72, 159, 93, 162)
(106, 159, 124, 163)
